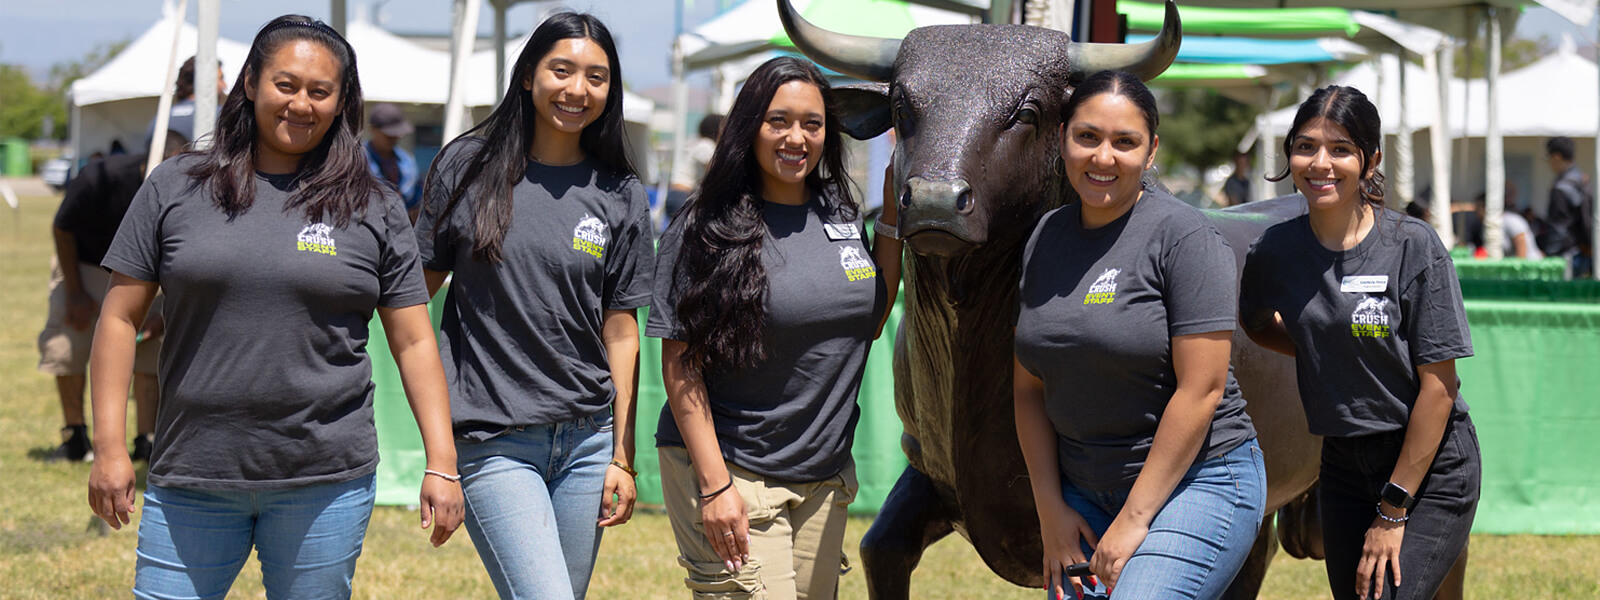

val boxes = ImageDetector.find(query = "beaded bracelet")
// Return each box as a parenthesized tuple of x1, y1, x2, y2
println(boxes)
(1375, 502, 1409, 523)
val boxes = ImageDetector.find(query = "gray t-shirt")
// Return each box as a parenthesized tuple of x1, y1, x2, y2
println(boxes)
(1015, 189, 1256, 493)
(647, 196, 886, 482)
(417, 139, 655, 440)
(1501, 212, 1544, 259)
(1239, 208, 1473, 438)
(103, 154, 428, 490)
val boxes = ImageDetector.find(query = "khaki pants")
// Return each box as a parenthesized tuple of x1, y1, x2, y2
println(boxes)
(38, 258, 160, 375)
(659, 446, 857, 600)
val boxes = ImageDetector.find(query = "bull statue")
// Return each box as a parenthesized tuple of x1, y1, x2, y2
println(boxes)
(777, 1, 1332, 598)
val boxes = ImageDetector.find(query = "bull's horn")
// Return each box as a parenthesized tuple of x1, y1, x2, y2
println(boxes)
(1067, 0, 1181, 82)
(777, 0, 900, 83)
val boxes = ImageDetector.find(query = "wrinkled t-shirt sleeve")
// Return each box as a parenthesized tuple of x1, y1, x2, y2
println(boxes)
(100, 167, 167, 282)
(377, 191, 430, 308)
(1237, 239, 1274, 332)
(415, 142, 469, 271)
(644, 221, 684, 340)
(1402, 238, 1473, 366)
(603, 179, 656, 310)
(1163, 224, 1239, 337)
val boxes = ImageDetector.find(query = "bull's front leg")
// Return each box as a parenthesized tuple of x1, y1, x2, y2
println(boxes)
(861, 463, 956, 600)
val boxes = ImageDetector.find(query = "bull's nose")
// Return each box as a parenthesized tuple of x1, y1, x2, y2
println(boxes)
(905, 177, 974, 215)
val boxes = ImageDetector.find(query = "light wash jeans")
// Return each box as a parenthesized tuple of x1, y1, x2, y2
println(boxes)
(1051, 439, 1267, 600)
(457, 412, 614, 600)
(133, 473, 376, 600)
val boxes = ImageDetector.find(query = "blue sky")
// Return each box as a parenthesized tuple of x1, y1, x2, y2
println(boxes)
(2, 0, 1594, 90)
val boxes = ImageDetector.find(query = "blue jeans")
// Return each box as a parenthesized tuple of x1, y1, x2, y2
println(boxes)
(134, 474, 376, 600)
(457, 412, 614, 600)
(1051, 439, 1266, 600)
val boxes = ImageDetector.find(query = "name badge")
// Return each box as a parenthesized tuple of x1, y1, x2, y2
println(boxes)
(823, 224, 859, 241)
(1340, 275, 1388, 293)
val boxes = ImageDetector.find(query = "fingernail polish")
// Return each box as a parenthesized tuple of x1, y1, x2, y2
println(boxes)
(725, 560, 736, 572)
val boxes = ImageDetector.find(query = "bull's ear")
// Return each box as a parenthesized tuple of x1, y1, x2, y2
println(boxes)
(834, 83, 892, 140)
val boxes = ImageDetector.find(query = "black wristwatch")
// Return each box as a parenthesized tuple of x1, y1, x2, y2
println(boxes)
(1380, 482, 1417, 511)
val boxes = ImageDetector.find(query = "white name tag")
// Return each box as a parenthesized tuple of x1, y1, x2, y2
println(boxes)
(823, 224, 859, 241)
(1340, 275, 1388, 293)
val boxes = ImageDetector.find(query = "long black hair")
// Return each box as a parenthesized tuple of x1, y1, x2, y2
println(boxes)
(1269, 84, 1386, 210)
(673, 56, 857, 375)
(424, 12, 635, 264)
(186, 15, 378, 227)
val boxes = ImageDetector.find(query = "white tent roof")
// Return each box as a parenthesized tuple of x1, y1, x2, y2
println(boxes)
(69, 10, 249, 107)
(1260, 42, 1597, 140)
(345, 19, 458, 105)
(68, 12, 652, 125)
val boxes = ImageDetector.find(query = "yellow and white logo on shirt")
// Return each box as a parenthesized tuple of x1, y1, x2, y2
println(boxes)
(839, 245, 876, 282)
(572, 214, 607, 259)
(296, 223, 337, 256)
(1350, 296, 1391, 338)
(1084, 268, 1119, 305)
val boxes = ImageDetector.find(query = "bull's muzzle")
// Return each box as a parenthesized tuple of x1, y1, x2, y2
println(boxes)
(901, 176, 980, 257)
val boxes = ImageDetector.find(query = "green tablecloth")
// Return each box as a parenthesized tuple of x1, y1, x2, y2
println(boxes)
(1459, 300, 1600, 534)
(371, 287, 1600, 533)
(1453, 257, 1568, 281)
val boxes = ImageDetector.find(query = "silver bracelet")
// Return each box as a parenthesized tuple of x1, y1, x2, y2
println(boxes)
(873, 217, 901, 241)
(1374, 502, 1409, 523)
(424, 468, 462, 482)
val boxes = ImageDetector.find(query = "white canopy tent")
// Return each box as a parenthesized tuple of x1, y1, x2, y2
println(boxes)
(67, 8, 248, 164)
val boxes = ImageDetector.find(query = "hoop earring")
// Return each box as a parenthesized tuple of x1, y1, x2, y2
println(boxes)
(1052, 156, 1065, 178)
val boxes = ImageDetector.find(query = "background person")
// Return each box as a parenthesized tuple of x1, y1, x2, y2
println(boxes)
(664, 113, 723, 223)
(416, 12, 651, 600)
(648, 56, 902, 600)
(144, 55, 228, 151)
(38, 129, 185, 462)
(1013, 70, 1264, 600)
(86, 16, 463, 598)
(1542, 136, 1593, 277)
(1221, 150, 1252, 206)
(1240, 85, 1479, 600)
(365, 102, 422, 221)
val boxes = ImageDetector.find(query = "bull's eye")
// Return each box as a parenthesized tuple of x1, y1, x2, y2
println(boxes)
(1015, 107, 1038, 126)
(894, 103, 915, 134)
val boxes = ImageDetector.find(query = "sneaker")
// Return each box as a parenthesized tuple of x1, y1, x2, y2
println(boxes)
(49, 425, 93, 462)
(130, 433, 154, 462)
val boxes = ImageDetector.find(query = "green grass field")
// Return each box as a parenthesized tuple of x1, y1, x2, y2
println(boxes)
(2, 187, 1596, 598)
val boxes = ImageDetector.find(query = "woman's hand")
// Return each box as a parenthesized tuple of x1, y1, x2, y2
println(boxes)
(598, 463, 637, 527)
(1038, 498, 1099, 600)
(1356, 515, 1405, 599)
(699, 484, 750, 573)
(87, 453, 137, 530)
(1090, 514, 1149, 594)
(418, 475, 464, 547)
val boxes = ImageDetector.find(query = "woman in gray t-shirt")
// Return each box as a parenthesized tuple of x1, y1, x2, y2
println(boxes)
(1239, 85, 1479, 600)
(647, 57, 902, 599)
(87, 16, 463, 598)
(415, 13, 654, 600)
(1014, 71, 1265, 600)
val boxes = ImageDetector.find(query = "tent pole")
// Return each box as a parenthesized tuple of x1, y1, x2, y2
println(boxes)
(1484, 6, 1504, 258)
(494, 0, 507, 104)
(194, 0, 219, 151)
(1395, 45, 1415, 212)
(1427, 44, 1454, 247)
(443, 0, 481, 142)
(147, 0, 190, 178)
(655, 0, 688, 229)
(331, 0, 347, 35)
(1255, 85, 1282, 203)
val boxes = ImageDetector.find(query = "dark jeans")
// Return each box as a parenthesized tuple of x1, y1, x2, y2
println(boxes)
(1319, 411, 1481, 600)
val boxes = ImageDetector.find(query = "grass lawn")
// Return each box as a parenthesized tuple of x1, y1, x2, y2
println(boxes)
(2, 188, 1597, 598)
